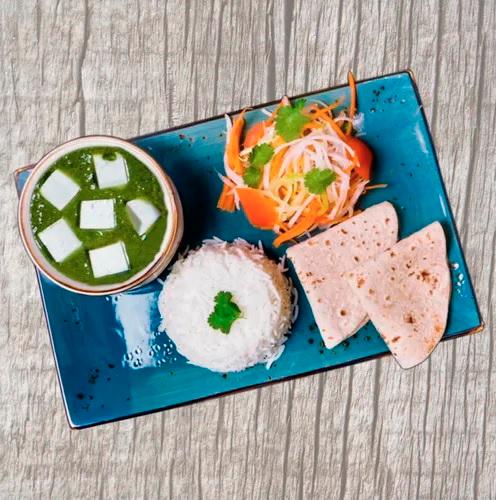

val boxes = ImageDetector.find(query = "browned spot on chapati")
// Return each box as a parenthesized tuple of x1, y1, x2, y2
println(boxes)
(406, 262, 412, 269)
(325, 240, 330, 246)
(385, 295, 391, 301)
(391, 336, 400, 343)
(404, 313, 416, 324)
(426, 338, 437, 351)
(353, 256, 360, 262)
(435, 324, 443, 333)
(385, 218, 390, 223)
(419, 270, 439, 288)
(390, 251, 396, 257)
(357, 278, 365, 288)
(310, 277, 326, 286)
(339, 309, 347, 316)
(368, 288, 375, 295)
(341, 229, 348, 235)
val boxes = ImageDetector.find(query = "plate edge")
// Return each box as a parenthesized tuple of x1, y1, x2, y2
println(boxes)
(69, 321, 485, 430)
(402, 71, 485, 330)
(13, 69, 414, 178)
(13, 69, 485, 429)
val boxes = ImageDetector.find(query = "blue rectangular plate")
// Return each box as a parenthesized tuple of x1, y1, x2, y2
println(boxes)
(15, 71, 483, 428)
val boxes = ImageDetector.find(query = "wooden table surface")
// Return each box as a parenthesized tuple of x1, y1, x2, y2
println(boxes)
(1, 1, 494, 498)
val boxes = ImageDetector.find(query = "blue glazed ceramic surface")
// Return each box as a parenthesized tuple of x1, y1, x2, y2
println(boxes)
(16, 71, 482, 428)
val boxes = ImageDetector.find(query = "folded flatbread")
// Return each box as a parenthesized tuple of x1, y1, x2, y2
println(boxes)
(287, 202, 398, 349)
(345, 222, 450, 369)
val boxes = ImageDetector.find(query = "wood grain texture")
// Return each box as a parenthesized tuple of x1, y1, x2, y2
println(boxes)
(0, 0, 494, 498)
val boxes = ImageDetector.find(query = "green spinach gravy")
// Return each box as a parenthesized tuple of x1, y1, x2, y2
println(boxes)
(30, 147, 167, 285)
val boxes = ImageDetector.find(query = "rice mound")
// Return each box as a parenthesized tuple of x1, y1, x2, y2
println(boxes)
(158, 239, 293, 372)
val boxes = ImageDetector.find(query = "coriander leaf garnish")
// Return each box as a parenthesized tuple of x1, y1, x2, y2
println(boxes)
(243, 144, 274, 188)
(249, 143, 274, 168)
(275, 98, 310, 141)
(243, 166, 263, 188)
(208, 291, 241, 334)
(304, 168, 336, 194)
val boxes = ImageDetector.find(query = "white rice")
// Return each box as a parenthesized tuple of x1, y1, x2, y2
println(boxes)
(158, 239, 293, 372)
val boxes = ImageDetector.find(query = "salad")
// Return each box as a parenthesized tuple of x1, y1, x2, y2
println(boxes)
(217, 73, 378, 247)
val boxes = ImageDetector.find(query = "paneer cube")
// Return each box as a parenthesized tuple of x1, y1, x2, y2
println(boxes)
(38, 219, 82, 262)
(89, 241, 129, 278)
(93, 153, 129, 189)
(126, 199, 161, 236)
(80, 199, 116, 230)
(40, 170, 80, 210)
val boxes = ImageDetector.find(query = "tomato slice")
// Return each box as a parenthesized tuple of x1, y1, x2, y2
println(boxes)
(345, 136, 373, 180)
(237, 188, 278, 230)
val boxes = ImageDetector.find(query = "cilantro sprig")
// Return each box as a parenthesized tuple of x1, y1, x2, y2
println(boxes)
(208, 291, 241, 334)
(243, 143, 274, 188)
(275, 99, 310, 141)
(249, 143, 274, 167)
(304, 168, 336, 194)
(243, 166, 262, 188)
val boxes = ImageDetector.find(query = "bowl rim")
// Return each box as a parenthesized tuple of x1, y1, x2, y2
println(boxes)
(18, 135, 182, 295)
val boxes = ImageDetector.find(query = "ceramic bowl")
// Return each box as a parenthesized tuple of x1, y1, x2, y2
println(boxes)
(18, 135, 183, 295)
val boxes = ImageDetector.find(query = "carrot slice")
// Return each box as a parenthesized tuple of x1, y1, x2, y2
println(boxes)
(269, 150, 286, 180)
(344, 136, 373, 180)
(217, 185, 236, 212)
(346, 72, 357, 135)
(319, 114, 347, 140)
(237, 187, 278, 229)
(365, 183, 387, 191)
(348, 71, 357, 120)
(273, 201, 320, 247)
(244, 121, 266, 148)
